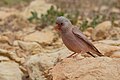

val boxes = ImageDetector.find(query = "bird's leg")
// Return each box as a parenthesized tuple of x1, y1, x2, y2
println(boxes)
(67, 52, 76, 58)
(72, 51, 84, 58)
(71, 51, 82, 58)
(72, 53, 79, 58)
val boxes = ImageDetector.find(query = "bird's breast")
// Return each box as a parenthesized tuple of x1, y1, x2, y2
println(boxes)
(61, 31, 81, 53)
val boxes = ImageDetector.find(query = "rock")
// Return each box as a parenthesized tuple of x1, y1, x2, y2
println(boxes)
(83, 27, 94, 37)
(25, 47, 77, 80)
(94, 43, 120, 57)
(26, 47, 72, 69)
(52, 38, 63, 48)
(111, 7, 120, 13)
(23, 27, 55, 44)
(91, 21, 112, 41)
(96, 40, 120, 58)
(0, 48, 24, 63)
(22, 0, 53, 18)
(0, 8, 33, 38)
(1, 32, 15, 45)
(13, 40, 19, 46)
(0, 56, 10, 61)
(0, 14, 31, 32)
(86, 27, 94, 34)
(83, 31, 91, 37)
(113, 20, 120, 26)
(100, 5, 108, 11)
(0, 62, 23, 80)
(111, 50, 120, 58)
(0, 35, 9, 43)
(52, 57, 120, 80)
(98, 40, 120, 46)
(18, 41, 43, 54)
(0, 7, 19, 20)
(107, 27, 120, 40)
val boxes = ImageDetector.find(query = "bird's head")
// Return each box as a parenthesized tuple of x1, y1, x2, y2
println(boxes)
(55, 16, 72, 32)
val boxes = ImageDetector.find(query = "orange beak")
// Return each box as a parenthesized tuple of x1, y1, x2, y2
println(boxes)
(54, 23, 61, 31)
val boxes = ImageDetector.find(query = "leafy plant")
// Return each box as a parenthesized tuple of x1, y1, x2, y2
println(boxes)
(80, 15, 105, 31)
(80, 20, 89, 31)
(28, 5, 118, 31)
(28, 6, 79, 29)
(40, 6, 65, 26)
(90, 15, 100, 28)
(110, 13, 116, 25)
(28, 11, 40, 23)
(67, 11, 79, 25)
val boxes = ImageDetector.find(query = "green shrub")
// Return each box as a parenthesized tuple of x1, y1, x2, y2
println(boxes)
(28, 6, 79, 28)
(28, 5, 116, 31)
(80, 15, 106, 31)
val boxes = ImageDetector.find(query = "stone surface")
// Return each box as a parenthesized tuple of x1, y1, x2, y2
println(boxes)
(0, 13, 31, 33)
(111, 7, 120, 13)
(52, 57, 120, 80)
(0, 1, 120, 80)
(0, 35, 9, 43)
(18, 41, 43, 54)
(0, 7, 19, 19)
(94, 43, 120, 57)
(23, 27, 55, 44)
(83, 27, 94, 37)
(0, 48, 24, 63)
(0, 56, 10, 61)
(111, 50, 120, 58)
(107, 27, 120, 40)
(25, 47, 76, 80)
(98, 39, 120, 46)
(94, 40, 120, 57)
(0, 62, 23, 80)
(91, 21, 112, 40)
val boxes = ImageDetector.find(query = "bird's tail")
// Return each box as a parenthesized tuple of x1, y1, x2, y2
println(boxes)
(87, 51, 104, 58)
(87, 52, 96, 57)
(87, 47, 104, 57)
(93, 50, 104, 57)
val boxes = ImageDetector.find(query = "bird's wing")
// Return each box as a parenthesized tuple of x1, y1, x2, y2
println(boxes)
(72, 27, 102, 56)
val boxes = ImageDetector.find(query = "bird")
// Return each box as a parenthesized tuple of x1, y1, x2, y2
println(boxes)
(55, 16, 104, 58)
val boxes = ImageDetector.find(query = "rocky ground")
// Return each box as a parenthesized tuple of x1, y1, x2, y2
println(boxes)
(0, 0, 120, 80)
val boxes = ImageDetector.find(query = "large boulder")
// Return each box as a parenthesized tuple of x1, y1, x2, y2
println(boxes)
(25, 47, 75, 80)
(52, 57, 120, 80)
(91, 21, 112, 41)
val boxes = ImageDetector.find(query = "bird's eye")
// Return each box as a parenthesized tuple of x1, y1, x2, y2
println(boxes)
(61, 23, 63, 25)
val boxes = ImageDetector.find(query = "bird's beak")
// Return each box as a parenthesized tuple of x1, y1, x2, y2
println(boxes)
(55, 23, 61, 31)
